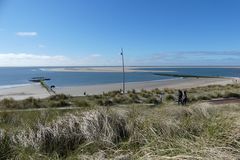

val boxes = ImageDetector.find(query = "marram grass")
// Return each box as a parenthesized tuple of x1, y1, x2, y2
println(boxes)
(0, 84, 240, 159)
(0, 103, 239, 159)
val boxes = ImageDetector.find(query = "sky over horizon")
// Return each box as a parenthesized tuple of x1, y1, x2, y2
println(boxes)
(0, 0, 240, 66)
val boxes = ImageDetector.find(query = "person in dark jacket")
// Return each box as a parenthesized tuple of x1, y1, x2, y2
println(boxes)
(182, 90, 188, 105)
(178, 90, 183, 105)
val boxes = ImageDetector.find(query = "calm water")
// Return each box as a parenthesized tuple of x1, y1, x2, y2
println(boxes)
(0, 67, 240, 88)
(136, 67, 240, 77)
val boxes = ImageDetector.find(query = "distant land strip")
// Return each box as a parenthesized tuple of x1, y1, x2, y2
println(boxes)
(45, 67, 176, 73)
(154, 73, 223, 78)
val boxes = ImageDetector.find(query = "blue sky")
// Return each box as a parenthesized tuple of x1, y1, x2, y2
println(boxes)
(0, 0, 240, 66)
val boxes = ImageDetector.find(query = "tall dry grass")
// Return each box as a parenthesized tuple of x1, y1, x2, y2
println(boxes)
(0, 103, 239, 159)
(11, 109, 129, 158)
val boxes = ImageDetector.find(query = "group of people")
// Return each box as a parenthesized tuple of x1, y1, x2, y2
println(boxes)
(178, 90, 188, 105)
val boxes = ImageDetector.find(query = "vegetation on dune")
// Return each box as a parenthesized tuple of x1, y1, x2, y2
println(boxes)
(187, 84, 240, 102)
(0, 104, 239, 159)
(1, 83, 240, 110)
(12, 110, 127, 157)
(0, 83, 240, 159)
(0, 97, 44, 109)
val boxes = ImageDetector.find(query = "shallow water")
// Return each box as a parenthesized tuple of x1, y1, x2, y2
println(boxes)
(0, 67, 239, 88)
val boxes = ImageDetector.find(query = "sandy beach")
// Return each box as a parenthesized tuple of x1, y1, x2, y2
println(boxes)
(55, 78, 236, 96)
(0, 84, 51, 100)
(0, 77, 236, 100)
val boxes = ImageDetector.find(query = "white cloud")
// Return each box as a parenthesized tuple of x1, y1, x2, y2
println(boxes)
(134, 51, 240, 66)
(38, 44, 46, 48)
(0, 53, 73, 66)
(0, 53, 123, 66)
(16, 32, 38, 37)
(0, 50, 131, 66)
(90, 54, 101, 57)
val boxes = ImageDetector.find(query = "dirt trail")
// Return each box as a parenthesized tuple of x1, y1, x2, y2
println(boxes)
(0, 106, 81, 113)
(208, 98, 240, 105)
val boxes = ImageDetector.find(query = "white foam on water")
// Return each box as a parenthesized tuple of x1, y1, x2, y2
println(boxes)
(39, 68, 50, 71)
(0, 83, 31, 89)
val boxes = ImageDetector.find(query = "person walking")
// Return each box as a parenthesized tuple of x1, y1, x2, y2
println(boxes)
(178, 90, 183, 105)
(159, 92, 164, 103)
(182, 90, 188, 105)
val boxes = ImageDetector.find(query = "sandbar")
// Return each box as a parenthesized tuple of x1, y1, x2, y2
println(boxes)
(45, 66, 175, 73)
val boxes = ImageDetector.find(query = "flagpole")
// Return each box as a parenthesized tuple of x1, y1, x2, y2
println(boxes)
(121, 48, 125, 94)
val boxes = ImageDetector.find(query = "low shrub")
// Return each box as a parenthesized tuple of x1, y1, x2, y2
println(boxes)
(21, 97, 41, 109)
(197, 95, 211, 100)
(165, 94, 175, 101)
(129, 93, 141, 103)
(49, 100, 70, 108)
(139, 90, 152, 98)
(49, 94, 70, 101)
(189, 95, 198, 102)
(103, 99, 114, 106)
(75, 100, 91, 107)
(147, 97, 161, 105)
(113, 95, 133, 104)
(96, 99, 114, 106)
(163, 88, 175, 94)
(0, 98, 18, 109)
(224, 92, 240, 98)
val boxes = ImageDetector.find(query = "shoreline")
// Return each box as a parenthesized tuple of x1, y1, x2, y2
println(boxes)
(0, 83, 31, 89)
(0, 77, 237, 100)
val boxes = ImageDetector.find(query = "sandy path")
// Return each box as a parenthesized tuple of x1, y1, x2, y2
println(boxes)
(0, 106, 81, 112)
(208, 98, 240, 105)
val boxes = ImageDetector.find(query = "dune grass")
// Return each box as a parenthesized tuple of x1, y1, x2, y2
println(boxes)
(0, 84, 240, 159)
(0, 103, 239, 159)
(1, 83, 240, 110)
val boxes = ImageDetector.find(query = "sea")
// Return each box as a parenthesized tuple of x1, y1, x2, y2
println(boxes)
(0, 67, 240, 88)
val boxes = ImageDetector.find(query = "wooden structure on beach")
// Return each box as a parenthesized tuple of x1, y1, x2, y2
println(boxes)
(29, 77, 51, 82)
